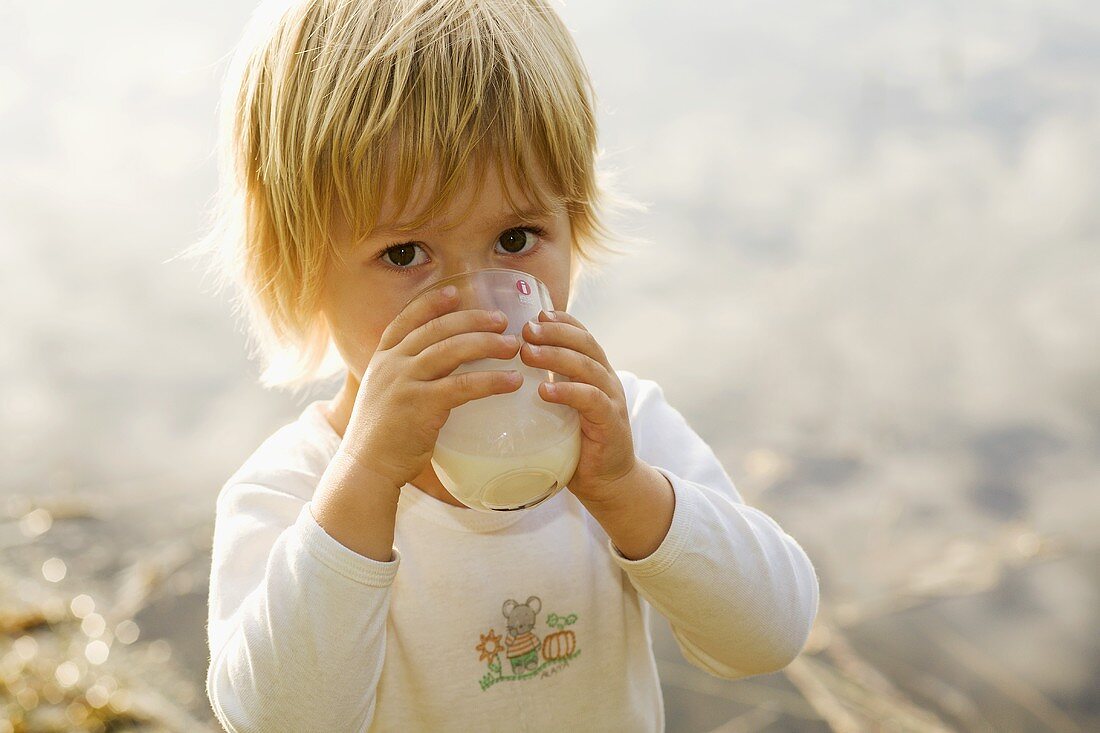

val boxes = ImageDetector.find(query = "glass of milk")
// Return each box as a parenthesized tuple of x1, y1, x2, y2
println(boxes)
(404, 268, 581, 512)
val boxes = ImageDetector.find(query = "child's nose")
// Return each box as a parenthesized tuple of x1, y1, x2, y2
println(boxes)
(440, 253, 499, 280)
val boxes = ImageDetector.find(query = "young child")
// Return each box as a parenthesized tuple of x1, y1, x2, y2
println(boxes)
(194, 1, 819, 730)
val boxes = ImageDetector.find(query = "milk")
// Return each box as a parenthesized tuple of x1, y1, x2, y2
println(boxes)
(432, 354, 582, 510)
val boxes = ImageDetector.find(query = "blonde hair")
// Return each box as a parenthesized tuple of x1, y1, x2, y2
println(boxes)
(180, 0, 648, 391)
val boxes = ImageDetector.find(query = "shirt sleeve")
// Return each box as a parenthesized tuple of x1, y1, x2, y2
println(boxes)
(206, 478, 400, 733)
(607, 372, 820, 679)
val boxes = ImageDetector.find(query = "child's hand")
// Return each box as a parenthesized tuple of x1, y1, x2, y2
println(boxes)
(519, 310, 641, 506)
(338, 287, 524, 490)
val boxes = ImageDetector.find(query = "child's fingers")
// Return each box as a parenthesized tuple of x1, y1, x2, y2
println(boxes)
(538, 309, 584, 330)
(522, 319, 613, 373)
(414, 330, 521, 381)
(377, 285, 460, 353)
(520, 343, 616, 397)
(537, 380, 615, 428)
(402, 307, 508, 357)
(434, 368, 523, 410)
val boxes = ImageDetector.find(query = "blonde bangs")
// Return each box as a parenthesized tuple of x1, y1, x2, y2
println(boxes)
(183, 0, 647, 391)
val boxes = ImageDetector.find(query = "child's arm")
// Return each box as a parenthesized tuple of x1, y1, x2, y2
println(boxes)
(602, 371, 820, 680)
(206, 458, 401, 733)
(206, 288, 520, 731)
(511, 308, 817, 677)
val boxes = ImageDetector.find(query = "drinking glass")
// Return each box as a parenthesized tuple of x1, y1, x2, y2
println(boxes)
(403, 268, 581, 511)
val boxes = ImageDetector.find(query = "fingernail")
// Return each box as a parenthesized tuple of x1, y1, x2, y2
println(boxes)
(529, 323, 542, 335)
(543, 310, 556, 320)
(528, 344, 541, 355)
(492, 310, 506, 324)
(504, 334, 519, 347)
(441, 285, 457, 298)
(544, 382, 557, 395)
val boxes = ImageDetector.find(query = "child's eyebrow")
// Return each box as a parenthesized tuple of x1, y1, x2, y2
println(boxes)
(371, 206, 557, 237)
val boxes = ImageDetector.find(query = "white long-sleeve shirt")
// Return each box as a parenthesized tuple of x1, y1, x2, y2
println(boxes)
(205, 369, 819, 732)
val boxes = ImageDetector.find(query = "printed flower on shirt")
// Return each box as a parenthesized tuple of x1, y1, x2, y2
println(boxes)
(476, 629, 504, 665)
(477, 595, 582, 691)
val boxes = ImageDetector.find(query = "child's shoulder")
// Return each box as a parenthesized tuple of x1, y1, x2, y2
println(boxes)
(614, 368, 644, 397)
(614, 368, 666, 410)
(220, 401, 338, 502)
(615, 368, 681, 434)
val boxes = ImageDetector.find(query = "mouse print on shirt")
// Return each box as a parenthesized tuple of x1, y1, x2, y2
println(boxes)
(475, 595, 581, 691)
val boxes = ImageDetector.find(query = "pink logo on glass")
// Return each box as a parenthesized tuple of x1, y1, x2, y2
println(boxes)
(516, 279, 532, 296)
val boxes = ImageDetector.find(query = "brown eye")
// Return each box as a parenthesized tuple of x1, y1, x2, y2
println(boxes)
(498, 228, 528, 254)
(496, 227, 544, 255)
(383, 243, 421, 267)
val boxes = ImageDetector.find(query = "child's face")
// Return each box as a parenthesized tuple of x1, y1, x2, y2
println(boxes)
(322, 161, 574, 380)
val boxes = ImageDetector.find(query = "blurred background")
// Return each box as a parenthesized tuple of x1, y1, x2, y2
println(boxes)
(2, 0, 1098, 731)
